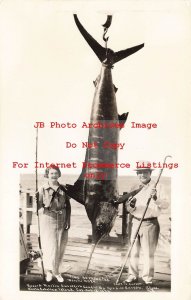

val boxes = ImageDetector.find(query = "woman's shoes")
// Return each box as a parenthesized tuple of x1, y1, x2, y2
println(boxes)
(55, 274, 64, 283)
(46, 271, 53, 282)
(45, 271, 64, 283)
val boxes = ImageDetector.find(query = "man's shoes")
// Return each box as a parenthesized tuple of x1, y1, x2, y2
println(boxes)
(124, 274, 138, 283)
(143, 280, 153, 284)
(45, 271, 53, 282)
(55, 274, 64, 283)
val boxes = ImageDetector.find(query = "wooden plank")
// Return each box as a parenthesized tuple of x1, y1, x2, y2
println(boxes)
(64, 251, 122, 264)
(25, 238, 170, 263)
(63, 251, 170, 271)
(66, 245, 125, 256)
(63, 249, 169, 266)
(139, 263, 170, 275)
(25, 233, 170, 252)
(155, 273, 171, 281)
(26, 232, 170, 245)
(24, 233, 171, 277)
(63, 252, 171, 272)
(67, 244, 169, 259)
(25, 235, 170, 256)
(63, 254, 88, 263)
(67, 240, 124, 249)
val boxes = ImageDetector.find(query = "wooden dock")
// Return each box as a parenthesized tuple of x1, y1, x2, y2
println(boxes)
(20, 185, 171, 292)
(21, 230, 171, 292)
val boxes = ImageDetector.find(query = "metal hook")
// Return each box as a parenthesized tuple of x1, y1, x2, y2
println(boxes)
(102, 15, 112, 29)
(163, 155, 172, 164)
(102, 15, 112, 48)
(103, 28, 109, 43)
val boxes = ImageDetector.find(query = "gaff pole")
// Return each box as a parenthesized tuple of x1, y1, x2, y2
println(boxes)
(35, 127, 45, 280)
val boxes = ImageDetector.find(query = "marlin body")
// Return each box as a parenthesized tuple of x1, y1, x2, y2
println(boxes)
(66, 15, 144, 267)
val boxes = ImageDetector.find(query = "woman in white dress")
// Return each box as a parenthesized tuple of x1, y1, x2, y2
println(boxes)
(37, 165, 71, 282)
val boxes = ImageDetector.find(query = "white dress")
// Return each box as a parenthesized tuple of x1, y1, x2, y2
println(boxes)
(38, 182, 70, 274)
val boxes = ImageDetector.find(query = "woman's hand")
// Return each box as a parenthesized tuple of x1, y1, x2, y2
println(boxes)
(150, 188, 157, 200)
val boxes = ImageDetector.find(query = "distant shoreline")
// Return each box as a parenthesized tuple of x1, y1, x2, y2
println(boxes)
(19, 174, 171, 199)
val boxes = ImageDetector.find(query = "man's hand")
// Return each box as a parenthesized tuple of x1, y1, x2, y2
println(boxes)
(126, 196, 136, 213)
(114, 192, 129, 204)
(129, 197, 136, 208)
(108, 196, 119, 205)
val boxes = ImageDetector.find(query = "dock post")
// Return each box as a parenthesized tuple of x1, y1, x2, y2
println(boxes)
(22, 193, 33, 234)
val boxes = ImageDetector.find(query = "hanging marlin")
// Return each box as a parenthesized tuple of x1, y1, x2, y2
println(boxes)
(66, 14, 144, 272)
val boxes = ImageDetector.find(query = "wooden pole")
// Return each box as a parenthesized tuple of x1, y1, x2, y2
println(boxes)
(122, 192, 128, 245)
(35, 127, 45, 280)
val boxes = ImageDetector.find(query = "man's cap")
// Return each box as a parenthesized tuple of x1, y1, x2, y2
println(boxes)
(134, 160, 154, 171)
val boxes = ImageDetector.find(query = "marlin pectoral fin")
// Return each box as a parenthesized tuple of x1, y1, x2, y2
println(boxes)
(65, 183, 85, 205)
(113, 84, 118, 93)
(113, 44, 144, 64)
(74, 14, 105, 62)
(118, 112, 129, 129)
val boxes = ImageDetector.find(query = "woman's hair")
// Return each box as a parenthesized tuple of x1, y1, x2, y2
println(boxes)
(44, 164, 61, 178)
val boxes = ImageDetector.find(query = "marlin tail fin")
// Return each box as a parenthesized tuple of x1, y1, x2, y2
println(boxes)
(74, 14, 144, 64)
